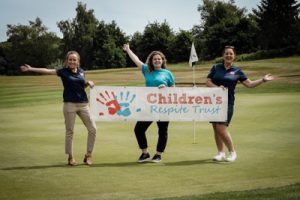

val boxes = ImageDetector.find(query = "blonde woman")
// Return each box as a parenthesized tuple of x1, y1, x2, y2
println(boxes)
(20, 51, 96, 166)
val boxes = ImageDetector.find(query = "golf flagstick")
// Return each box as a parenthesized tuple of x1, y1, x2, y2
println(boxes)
(192, 65, 197, 144)
(189, 42, 199, 144)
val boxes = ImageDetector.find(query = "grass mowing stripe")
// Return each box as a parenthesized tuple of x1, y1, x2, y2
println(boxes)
(0, 57, 299, 200)
(153, 183, 300, 200)
(0, 93, 299, 200)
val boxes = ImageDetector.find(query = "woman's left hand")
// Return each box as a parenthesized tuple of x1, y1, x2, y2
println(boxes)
(263, 74, 274, 82)
(87, 80, 95, 89)
(158, 84, 166, 89)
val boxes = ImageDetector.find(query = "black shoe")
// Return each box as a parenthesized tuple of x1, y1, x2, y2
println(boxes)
(137, 153, 150, 163)
(151, 154, 161, 163)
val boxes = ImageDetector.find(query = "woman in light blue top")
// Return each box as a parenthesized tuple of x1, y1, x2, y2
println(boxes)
(123, 43, 175, 163)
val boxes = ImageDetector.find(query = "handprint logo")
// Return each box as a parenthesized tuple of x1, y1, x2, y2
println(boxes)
(96, 90, 120, 116)
(115, 91, 141, 117)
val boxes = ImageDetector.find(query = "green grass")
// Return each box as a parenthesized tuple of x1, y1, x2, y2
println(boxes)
(154, 183, 300, 200)
(0, 57, 300, 200)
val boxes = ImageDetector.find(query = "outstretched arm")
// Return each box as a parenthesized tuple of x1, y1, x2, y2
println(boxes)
(242, 74, 274, 88)
(122, 43, 143, 70)
(20, 64, 56, 75)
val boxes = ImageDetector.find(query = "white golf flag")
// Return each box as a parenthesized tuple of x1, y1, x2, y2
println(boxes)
(189, 42, 199, 67)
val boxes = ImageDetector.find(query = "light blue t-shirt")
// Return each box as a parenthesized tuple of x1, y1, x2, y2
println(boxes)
(142, 64, 175, 87)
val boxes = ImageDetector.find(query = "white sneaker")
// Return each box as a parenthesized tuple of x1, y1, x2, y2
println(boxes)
(213, 152, 225, 161)
(225, 151, 237, 162)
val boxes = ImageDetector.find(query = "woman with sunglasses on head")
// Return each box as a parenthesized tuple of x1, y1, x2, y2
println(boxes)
(206, 46, 274, 162)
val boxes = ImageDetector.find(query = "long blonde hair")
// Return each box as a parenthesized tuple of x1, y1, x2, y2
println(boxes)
(64, 51, 80, 68)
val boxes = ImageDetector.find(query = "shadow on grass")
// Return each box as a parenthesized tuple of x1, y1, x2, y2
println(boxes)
(0, 162, 138, 170)
(1, 164, 70, 170)
(1, 159, 226, 170)
(164, 159, 223, 166)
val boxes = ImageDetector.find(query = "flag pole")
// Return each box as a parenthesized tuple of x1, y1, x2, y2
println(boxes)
(189, 42, 199, 144)
(192, 63, 196, 144)
(193, 120, 196, 144)
(193, 64, 196, 87)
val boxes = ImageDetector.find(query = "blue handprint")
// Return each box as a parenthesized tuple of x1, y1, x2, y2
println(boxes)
(115, 91, 140, 117)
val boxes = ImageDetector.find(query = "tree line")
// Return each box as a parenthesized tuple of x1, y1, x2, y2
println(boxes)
(0, 0, 299, 75)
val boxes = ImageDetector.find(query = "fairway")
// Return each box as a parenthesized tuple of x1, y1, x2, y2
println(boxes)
(0, 57, 300, 199)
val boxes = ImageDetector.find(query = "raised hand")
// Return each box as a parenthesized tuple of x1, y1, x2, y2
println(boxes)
(20, 64, 31, 72)
(122, 43, 130, 52)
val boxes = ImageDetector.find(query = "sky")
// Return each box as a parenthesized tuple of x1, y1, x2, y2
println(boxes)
(0, 0, 262, 42)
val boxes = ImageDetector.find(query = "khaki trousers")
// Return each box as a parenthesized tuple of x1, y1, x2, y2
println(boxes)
(63, 103, 97, 155)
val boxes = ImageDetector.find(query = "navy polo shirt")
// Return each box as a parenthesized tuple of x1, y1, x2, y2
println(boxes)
(56, 68, 88, 103)
(207, 63, 247, 105)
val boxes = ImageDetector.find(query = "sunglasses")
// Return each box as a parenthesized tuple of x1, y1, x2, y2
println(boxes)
(224, 45, 235, 49)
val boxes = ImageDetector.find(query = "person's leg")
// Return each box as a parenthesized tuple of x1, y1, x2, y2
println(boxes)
(150, 121, 169, 163)
(156, 121, 169, 153)
(214, 123, 237, 162)
(134, 121, 152, 151)
(77, 103, 97, 165)
(213, 123, 224, 152)
(63, 103, 77, 165)
(134, 121, 152, 162)
(212, 123, 226, 161)
(214, 123, 234, 152)
(212, 104, 236, 161)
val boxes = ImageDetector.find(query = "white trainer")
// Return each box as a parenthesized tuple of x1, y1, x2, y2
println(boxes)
(225, 151, 237, 162)
(213, 152, 225, 161)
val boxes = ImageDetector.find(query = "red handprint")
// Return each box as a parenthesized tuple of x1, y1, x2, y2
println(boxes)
(96, 90, 120, 115)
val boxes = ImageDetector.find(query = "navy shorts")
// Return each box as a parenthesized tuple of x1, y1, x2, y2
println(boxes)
(210, 104, 234, 127)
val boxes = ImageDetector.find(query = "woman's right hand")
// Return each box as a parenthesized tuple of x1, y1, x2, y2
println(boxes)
(20, 64, 31, 72)
(122, 43, 130, 52)
(158, 84, 166, 89)
(122, 43, 143, 69)
(219, 85, 226, 90)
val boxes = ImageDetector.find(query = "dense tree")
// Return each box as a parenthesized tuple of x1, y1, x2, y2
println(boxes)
(139, 21, 175, 62)
(58, 3, 128, 69)
(0, 45, 9, 74)
(168, 30, 193, 63)
(3, 0, 300, 75)
(196, 0, 258, 60)
(126, 32, 143, 67)
(58, 2, 98, 69)
(253, 0, 300, 49)
(1, 18, 60, 75)
(129, 27, 193, 64)
(94, 21, 128, 68)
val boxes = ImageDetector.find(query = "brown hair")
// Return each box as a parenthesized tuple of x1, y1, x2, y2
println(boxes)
(64, 51, 80, 68)
(145, 51, 167, 72)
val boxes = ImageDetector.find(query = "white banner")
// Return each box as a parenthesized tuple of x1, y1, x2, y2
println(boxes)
(90, 86, 228, 121)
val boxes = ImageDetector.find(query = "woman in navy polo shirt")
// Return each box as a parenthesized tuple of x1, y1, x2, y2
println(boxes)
(20, 51, 96, 166)
(206, 46, 274, 162)
(123, 43, 175, 163)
